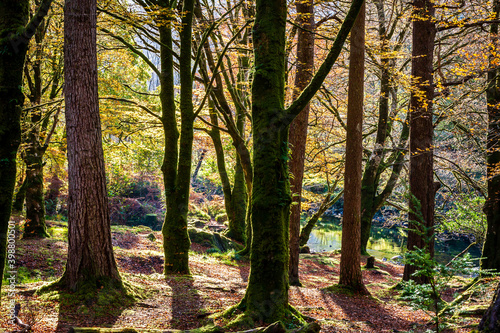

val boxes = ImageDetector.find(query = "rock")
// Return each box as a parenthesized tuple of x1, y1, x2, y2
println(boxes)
(146, 233, 156, 242)
(300, 245, 311, 253)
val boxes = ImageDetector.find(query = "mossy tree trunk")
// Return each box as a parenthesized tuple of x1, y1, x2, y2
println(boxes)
(288, 0, 314, 287)
(194, 3, 251, 244)
(241, 0, 365, 323)
(159, 0, 195, 275)
(403, 0, 436, 283)
(13, 176, 28, 213)
(22, 15, 60, 238)
(482, 0, 500, 272)
(60, 0, 121, 290)
(208, 104, 247, 243)
(0, 0, 53, 298)
(338, 2, 367, 293)
(360, 0, 410, 255)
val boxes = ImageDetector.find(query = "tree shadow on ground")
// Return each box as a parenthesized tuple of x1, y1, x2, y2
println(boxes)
(318, 288, 418, 332)
(52, 283, 132, 332)
(166, 275, 203, 330)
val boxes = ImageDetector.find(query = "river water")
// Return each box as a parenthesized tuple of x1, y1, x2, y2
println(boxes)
(306, 217, 482, 265)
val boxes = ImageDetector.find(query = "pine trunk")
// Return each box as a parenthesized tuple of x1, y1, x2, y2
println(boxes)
(61, 0, 121, 290)
(289, 0, 314, 287)
(403, 0, 436, 283)
(482, 0, 500, 273)
(338, 2, 366, 292)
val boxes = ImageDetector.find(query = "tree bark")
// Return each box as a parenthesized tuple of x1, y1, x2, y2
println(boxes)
(403, 0, 436, 283)
(338, 2, 367, 293)
(479, 281, 500, 332)
(481, 0, 500, 273)
(0, 0, 53, 298)
(244, 0, 291, 321)
(160, 0, 194, 275)
(238, 0, 364, 323)
(60, 0, 121, 290)
(289, 0, 315, 287)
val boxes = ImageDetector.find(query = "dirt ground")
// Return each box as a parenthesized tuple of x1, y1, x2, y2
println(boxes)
(0, 221, 493, 332)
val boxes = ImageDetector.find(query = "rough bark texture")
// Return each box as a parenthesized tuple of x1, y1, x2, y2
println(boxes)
(160, 0, 194, 275)
(289, 0, 315, 287)
(61, 0, 121, 290)
(403, 0, 436, 283)
(338, 2, 367, 293)
(482, 0, 500, 273)
(0, 0, 53, 298)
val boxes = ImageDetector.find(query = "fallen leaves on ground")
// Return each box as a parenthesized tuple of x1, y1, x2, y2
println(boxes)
(0, 221, 493, 333)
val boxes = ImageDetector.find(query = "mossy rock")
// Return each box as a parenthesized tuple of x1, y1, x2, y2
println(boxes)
(188, 228, 243, 252)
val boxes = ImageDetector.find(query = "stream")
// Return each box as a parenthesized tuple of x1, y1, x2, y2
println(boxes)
(305, 216, 482, 265)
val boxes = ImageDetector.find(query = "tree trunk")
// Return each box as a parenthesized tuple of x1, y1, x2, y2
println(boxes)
(208, 103, 247, 243)
(60, 0, 121, 290)
(244, 0, 291, 322)
(23, 152, 48, 237)
(480, 280, 500, 332)
(338, 2, 367, 293)
(160, 0, 195, 275)
(289, 0, 315, 287)
(0, 0, 53, 298)
(238, 0, 364, 323)
(481, 0, 500, 272)
(403, 0, 436, 283)
(191, 149, 207, 184)
(360, 0, 410, 254)
(12, 176, 28, 213)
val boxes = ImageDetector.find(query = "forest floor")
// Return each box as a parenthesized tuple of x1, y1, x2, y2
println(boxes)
(0, 220, 495, 333)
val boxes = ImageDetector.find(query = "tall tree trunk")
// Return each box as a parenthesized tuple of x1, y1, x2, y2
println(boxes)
(289, 0, 315, 287)
(0, 0, 53, 298)
(481, 0, 500, 272)
(208, 102, 247, 243)
(60, 0, 121, 290)
(339, 2, 367, 293)
(244, 0, 291, 322)
(403, 0, 436, 283)
(23, 19, 50, 238)
(237, 0, 364, 323)
(161, 0, 195, 275)
(360, 0, 410, 254)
